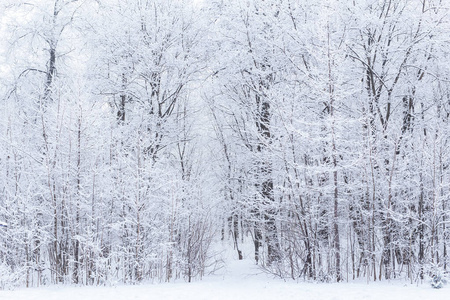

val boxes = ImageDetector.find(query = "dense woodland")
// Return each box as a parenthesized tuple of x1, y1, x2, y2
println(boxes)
(0, 0, 449, 288)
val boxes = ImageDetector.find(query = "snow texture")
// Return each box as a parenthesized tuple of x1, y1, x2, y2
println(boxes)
(1, 258, 449, 300)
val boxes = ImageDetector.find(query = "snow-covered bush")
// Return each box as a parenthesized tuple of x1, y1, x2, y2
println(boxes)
(431, 274, 447, 289)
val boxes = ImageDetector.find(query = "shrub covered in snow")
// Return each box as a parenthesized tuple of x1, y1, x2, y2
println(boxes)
(431, 274, 447, 289)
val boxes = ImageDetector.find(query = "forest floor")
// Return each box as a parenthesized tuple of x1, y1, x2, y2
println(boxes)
(1, 246, 449, 300)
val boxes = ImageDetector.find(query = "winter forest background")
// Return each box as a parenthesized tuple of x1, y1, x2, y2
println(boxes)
(0, 0, 449, 288)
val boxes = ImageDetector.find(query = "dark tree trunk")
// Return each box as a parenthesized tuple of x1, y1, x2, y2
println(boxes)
(117, 74, 127, 123)
(255, 92, 280, 265)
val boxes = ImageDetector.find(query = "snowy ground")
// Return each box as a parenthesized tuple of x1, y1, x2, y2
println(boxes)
(1, 257, 449, 300)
